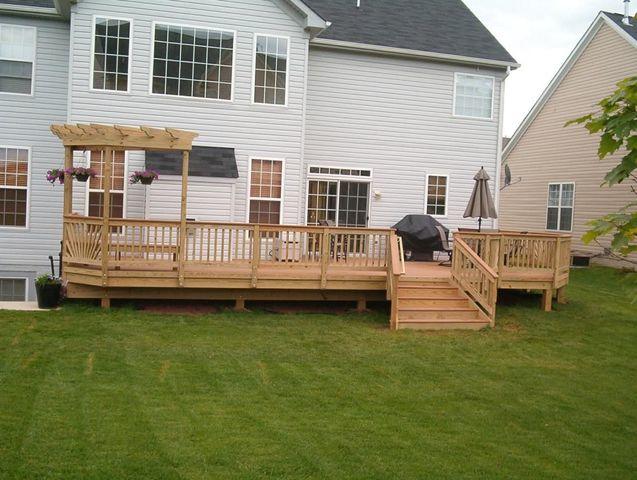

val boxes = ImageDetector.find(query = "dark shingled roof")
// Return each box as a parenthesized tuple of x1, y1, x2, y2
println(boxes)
(303, 0, 517, 64)
(0, 0, 55, 7)
(603, 11, 637, 42)
(146, 146, 238, 179)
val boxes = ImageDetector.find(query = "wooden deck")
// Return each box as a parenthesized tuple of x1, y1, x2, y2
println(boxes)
(62, 215, 572, 329)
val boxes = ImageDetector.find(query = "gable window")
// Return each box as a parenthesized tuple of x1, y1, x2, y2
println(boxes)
(152, 23, 234, 100)
(87, 150, 126, 218)
(426, 174, 448, 217)
(249, 159, 283, 224)
(454, 73, 494, 119)
(92, 17, 131, 92)
(0, 147, 29, 227)
(253, 35, 288, 106)
(546, 183, 574, 231)
(0, 24, 36, 95)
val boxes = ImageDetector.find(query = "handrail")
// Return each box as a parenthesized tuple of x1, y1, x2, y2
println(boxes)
(453, 237, 498, 279)
(451, 237, 498, 323)
(397, 236, 406, 275)
(387, 233, 405, 330)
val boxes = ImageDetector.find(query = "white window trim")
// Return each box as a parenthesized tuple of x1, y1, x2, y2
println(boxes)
(307, 164, 374, 181)
(304, 175, 372, 228)
(0, 24, 36, 97)
(452, 72, 495, 121)
(89, 15, 134, 95)
(0, 276, 28, 302)
(0, 145, 31, 230)
(245, 156, 285, 224)
(546, 182, 575, 233)
(251, 33, 291, 107)
(83, 150, 129, 218)
(148, 20, 237, 103)
(424, 173, 449, 219)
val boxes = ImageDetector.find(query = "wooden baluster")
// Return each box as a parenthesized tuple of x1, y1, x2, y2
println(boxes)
(251, 225, 260, 287)
(321, 229, 330, 288)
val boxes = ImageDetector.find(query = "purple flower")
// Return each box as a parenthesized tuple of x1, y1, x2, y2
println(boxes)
(130, 169, 159, 184)
(46, 168, 65, 185)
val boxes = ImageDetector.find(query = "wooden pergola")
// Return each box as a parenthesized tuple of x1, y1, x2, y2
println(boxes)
(50, 123, 199, 291)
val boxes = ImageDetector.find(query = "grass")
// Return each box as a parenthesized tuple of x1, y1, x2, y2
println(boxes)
(0, 267, 635, 479)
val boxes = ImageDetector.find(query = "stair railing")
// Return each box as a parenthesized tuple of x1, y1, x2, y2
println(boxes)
(387, 232, 405, 330)
(451, 237, 498, 325)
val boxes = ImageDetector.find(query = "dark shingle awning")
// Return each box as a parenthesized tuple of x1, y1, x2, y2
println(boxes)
(146, 146, 238, 179)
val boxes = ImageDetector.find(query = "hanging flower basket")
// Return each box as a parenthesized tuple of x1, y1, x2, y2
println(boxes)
(65, 167, 97, 182)
(130, 169, 159, 185)
(46, 168, 65, 185)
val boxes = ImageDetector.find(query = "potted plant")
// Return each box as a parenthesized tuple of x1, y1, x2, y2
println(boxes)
(65, 167, 97, 182)
(35, 274, 62, 309)
(46, 168, 65, 185)
(130, 169, 159, 185)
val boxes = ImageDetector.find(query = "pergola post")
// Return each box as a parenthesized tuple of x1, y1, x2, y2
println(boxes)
(63, 146, 73, 215)
(100, 148, 113, 292)
(178, 150, 190, 286)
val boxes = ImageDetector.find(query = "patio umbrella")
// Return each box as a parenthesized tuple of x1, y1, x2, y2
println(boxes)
(463, 167, 498, 231)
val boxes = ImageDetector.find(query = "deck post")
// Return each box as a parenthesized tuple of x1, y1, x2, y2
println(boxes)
(178, 150, 190, 286)
(320, 227, 330, 289)
(251, 224, 260, 287)
(63, 146, 73, 215)
(356, 298, 367, 313)
(541, 289, 552, 312)
(100, 296, 111, 309)
(100, 148, 113, 287)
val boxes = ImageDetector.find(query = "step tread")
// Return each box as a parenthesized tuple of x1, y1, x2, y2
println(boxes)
(398, 306, 477, 312)
(398, 295, 466, 300)
(398, 285, 456, 290)
(398, 317, 487, 323)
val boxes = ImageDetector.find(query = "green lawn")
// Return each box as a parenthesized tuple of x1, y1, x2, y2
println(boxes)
(0, 268, 635, 479)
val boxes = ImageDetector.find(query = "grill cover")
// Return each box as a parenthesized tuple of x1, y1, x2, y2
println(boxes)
(392, 215, 449, 253)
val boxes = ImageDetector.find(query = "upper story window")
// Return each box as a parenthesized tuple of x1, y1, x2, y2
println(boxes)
(0, 146, 29, 228)
(546, 183, 574, 232)
(426, 174, 448, 217)
(152, 23, 234, 101)
(92, 17, 131, 92)
(253, 35, 288, 106)
(453, 73, 494, 119)
(0, 24, 35, 95)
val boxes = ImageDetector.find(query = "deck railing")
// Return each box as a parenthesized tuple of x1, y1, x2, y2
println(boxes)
(63, 215, 393, 287)
(451, 237, 498, 324)
(451, 230, 572, 319)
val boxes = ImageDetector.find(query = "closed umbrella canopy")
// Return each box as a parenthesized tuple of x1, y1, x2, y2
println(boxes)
(463, 167, 497, 231)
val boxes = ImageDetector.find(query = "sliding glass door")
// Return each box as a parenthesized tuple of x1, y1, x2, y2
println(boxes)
(306, 180, 369, 227)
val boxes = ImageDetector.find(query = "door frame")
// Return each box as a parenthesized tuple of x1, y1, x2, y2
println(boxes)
(304, 173, 372, 227)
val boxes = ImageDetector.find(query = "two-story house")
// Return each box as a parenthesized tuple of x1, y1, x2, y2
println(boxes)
(0, 0, 517, 301)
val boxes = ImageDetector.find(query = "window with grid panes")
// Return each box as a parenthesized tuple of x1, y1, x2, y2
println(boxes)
(87, 150, 125, 218)
(249, 159, 283, 224)
(426, 175, 448, 216)
(0, 147, 28, 227)
(546, 183, 574, 231)
(454, 73, 494, 119)
(152, 23, 234, 100)
(92, 17, 131, 91)
(253, 35, 288, 105)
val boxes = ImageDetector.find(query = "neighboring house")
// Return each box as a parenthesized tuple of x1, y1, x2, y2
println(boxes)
(0, 0, 517, 301)
(500, 11, 637, 269)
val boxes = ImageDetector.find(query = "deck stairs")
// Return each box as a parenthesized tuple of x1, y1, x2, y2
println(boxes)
(396, 274, 490, 330)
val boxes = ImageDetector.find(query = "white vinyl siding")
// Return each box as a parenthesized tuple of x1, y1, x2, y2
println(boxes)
(253, 34, 289, 106)
(546, 183, 574, 232)
(91, 16, 131, 92)
(0, 24, 36, 95)
(453, 73, 494, 119)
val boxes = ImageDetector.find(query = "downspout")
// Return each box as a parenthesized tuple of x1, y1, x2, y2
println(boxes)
(493, 66, 511, 230)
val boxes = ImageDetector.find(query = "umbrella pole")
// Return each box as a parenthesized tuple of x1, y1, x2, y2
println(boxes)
(478, 217, 482, 232)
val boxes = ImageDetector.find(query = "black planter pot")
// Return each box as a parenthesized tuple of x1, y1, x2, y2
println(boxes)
(75, 174, 90, 182)
(140, 177, 154, 185)
(35, 283, 61, 309)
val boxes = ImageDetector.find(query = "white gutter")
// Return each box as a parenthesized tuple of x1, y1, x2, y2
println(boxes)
(310, 38, 521, 69)
(0, 4, 60, 18)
